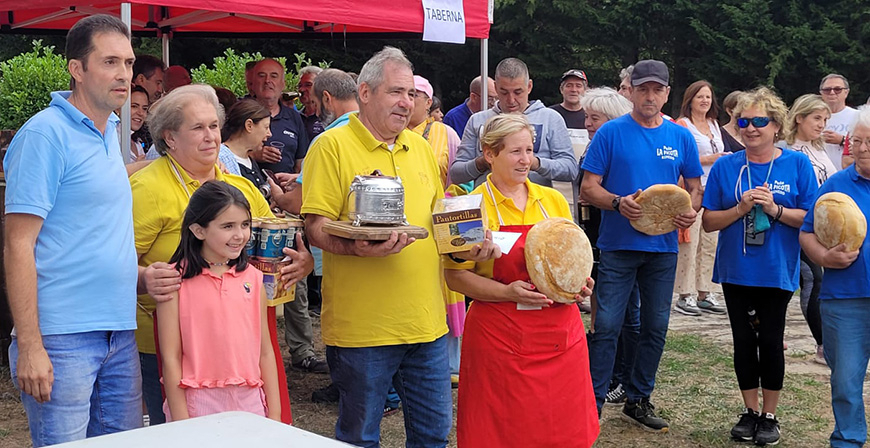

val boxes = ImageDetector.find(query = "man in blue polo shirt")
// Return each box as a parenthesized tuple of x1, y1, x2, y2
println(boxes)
(580, 59, 703, 432)
(800, 109, 870, 448)
(251, 58, 310, 174)
(4, 15, 141, 446)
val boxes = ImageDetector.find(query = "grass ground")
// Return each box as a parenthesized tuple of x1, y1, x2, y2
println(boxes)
(0, 317, 842, 448)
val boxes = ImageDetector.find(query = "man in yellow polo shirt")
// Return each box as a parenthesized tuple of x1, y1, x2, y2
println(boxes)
(302, 47, 450, 447)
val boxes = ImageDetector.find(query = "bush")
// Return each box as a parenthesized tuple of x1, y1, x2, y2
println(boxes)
(191, 48, 329, 98)
(0, 40, 70, 130)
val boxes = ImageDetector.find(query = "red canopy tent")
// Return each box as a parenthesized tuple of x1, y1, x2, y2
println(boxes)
(0, 0, 491, 37)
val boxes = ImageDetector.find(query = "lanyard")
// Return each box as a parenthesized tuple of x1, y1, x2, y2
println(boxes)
(484, 181, 549, 226)
(735, 150, 776, 202)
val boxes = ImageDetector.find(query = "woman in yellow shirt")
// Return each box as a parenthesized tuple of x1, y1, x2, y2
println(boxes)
(445, 114, 598, 447)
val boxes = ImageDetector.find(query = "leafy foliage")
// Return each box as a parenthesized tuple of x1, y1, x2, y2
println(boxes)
(0, 40, 70, 130)
(190, 48, 329, 98)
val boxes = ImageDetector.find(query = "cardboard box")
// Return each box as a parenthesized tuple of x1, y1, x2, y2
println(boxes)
(432, 194, 488, 254)
(249, 257, 297, 307)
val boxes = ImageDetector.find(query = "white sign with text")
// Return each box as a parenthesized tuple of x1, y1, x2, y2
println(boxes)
(422, 0, 466, 44)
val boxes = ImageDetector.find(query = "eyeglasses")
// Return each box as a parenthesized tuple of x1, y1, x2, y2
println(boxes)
(820, 87, 848, 94)
(736, 117, 771, 128)
(849, 137, 870, 149)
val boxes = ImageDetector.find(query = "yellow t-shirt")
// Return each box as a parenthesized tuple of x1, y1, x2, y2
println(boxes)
(444, 174, 572, 279)
(130, 155, 273, 354)
(411, 117, 449, 189)
(301, 113, 448, 347)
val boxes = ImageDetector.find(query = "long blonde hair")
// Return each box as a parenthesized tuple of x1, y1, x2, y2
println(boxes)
(783, 94, 830, 151)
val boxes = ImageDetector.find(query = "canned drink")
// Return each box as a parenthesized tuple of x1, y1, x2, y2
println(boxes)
(285, 218, 304, 251)
(247, 218, 261, 257)
(258, 219, 285, 259)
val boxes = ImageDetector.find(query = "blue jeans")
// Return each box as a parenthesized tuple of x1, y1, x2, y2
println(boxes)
(139, 353, 166, 424)
(9, 330, 142, 447)
(612, 284, 641, 387)
(589, 250, 678, 409)
(821, 298, 870, 448)
(327, 335, 451, 448)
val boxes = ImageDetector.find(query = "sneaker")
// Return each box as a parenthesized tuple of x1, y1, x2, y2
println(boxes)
(697, 294, 726, 314)
(311, 383, 339, 403)
(604, 383, 627, 406)
(754, 413, 780, 445)
(730, 408, 759, 441)
(675, 296, 702, 316)
(621, 399, 669, 432)
(293, 356, 329, 374)
(383, 404, 400, 417)
(813, 345, 827, 366)
(451, 374, 459, 389)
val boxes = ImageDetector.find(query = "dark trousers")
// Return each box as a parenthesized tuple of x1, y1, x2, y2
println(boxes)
(722, 283, 792, 391)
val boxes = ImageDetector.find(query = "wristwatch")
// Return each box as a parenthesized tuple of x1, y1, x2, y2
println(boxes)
(612, 196, 622, 212)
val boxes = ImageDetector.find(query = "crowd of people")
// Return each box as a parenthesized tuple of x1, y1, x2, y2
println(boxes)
(4, 13, 870, 448)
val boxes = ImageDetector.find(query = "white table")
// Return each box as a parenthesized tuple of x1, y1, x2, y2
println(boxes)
(55, 411, 353, 447)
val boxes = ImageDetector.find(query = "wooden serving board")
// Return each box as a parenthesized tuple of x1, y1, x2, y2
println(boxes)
(323, 221, 429, 240)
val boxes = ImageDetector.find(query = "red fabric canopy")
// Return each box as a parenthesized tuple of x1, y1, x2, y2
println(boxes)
(0, 0, 490, 38)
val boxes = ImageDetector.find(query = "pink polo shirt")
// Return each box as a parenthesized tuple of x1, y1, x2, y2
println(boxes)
(177, 265, 264, 389)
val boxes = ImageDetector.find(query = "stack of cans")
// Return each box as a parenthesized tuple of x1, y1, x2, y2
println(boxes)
(248, 217, 304, 259)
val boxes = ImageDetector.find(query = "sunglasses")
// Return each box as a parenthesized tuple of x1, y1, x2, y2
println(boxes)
(820, 87, 847, 94)
(736, 116, 771, 129)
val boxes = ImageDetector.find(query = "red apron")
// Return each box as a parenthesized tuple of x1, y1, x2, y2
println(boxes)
(457, 184, 599, 448)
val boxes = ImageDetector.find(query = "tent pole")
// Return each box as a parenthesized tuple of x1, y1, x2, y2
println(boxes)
(162, 34, 169, 67)
(120, 2, 132, 160)
(480, 38, 488, 109)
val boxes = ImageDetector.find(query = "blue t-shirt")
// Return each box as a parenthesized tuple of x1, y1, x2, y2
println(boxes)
(260, 104, 310, 174)
(581, 114, 704, 253)
(443, 101, 472, 138)
(3, 91, 138, 335)
(703, 149, 818, 291)
(801, 165, 870, 299)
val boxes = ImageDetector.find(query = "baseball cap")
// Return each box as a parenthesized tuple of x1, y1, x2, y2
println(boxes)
(413, 75, 433, 99)
(631, 60, 669, 86)
(561, 69, 587, 82)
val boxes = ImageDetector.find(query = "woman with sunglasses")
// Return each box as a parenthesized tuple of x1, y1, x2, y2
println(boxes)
(673, 81, 727, 316)
(702, 87, 818, 446)
(781, 94, 834, 366)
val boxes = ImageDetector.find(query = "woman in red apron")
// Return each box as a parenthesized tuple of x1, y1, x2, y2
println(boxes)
(445, 115, 599, 447)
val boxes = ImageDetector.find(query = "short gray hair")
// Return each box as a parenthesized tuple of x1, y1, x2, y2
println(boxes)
(848, 105, 870, 135)
(299, 66, 323, 78)
(358, 46, 413, 93)
(147, 84, 225, 155)
(820, 73, 850, 91)
(494, 58, 529, 83)
(619, 65, 635, 82)
(580, 87, 632, 121)
(314, 68, 357, 101)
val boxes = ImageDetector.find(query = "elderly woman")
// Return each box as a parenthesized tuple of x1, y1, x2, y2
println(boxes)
(674, 81, 727, 316)
(579, 87, 638, 406)
(132, 84, 312, 425)
(800, 106, 870, 448)
(445, 114, 597, 448)
(702, 87, 818, 445)
(782, 94, 834, 365)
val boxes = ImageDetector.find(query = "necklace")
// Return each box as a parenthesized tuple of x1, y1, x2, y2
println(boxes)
(206, 259, 230, 266)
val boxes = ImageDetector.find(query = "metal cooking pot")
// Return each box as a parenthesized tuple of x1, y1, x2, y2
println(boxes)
(347, 171, 408, 226)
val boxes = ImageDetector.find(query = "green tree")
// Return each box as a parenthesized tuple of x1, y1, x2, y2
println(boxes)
(0, 40, 69, 130)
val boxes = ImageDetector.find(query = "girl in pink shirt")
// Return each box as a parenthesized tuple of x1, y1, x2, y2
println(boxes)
(157, 181, 281, 421)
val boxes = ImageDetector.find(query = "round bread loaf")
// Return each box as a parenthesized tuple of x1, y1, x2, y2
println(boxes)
(630, 184, 693, 236)
(814, 192, 866, 251)
(525, 217, 594, 303)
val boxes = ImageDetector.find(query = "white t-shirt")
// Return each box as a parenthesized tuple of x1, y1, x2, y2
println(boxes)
(824, 106, 858, 170)
(790, 139, 837, 186)
(680, 118, 723, 186)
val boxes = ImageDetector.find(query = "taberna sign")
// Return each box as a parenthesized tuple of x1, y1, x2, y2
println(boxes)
(422, 0, 466, 44)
